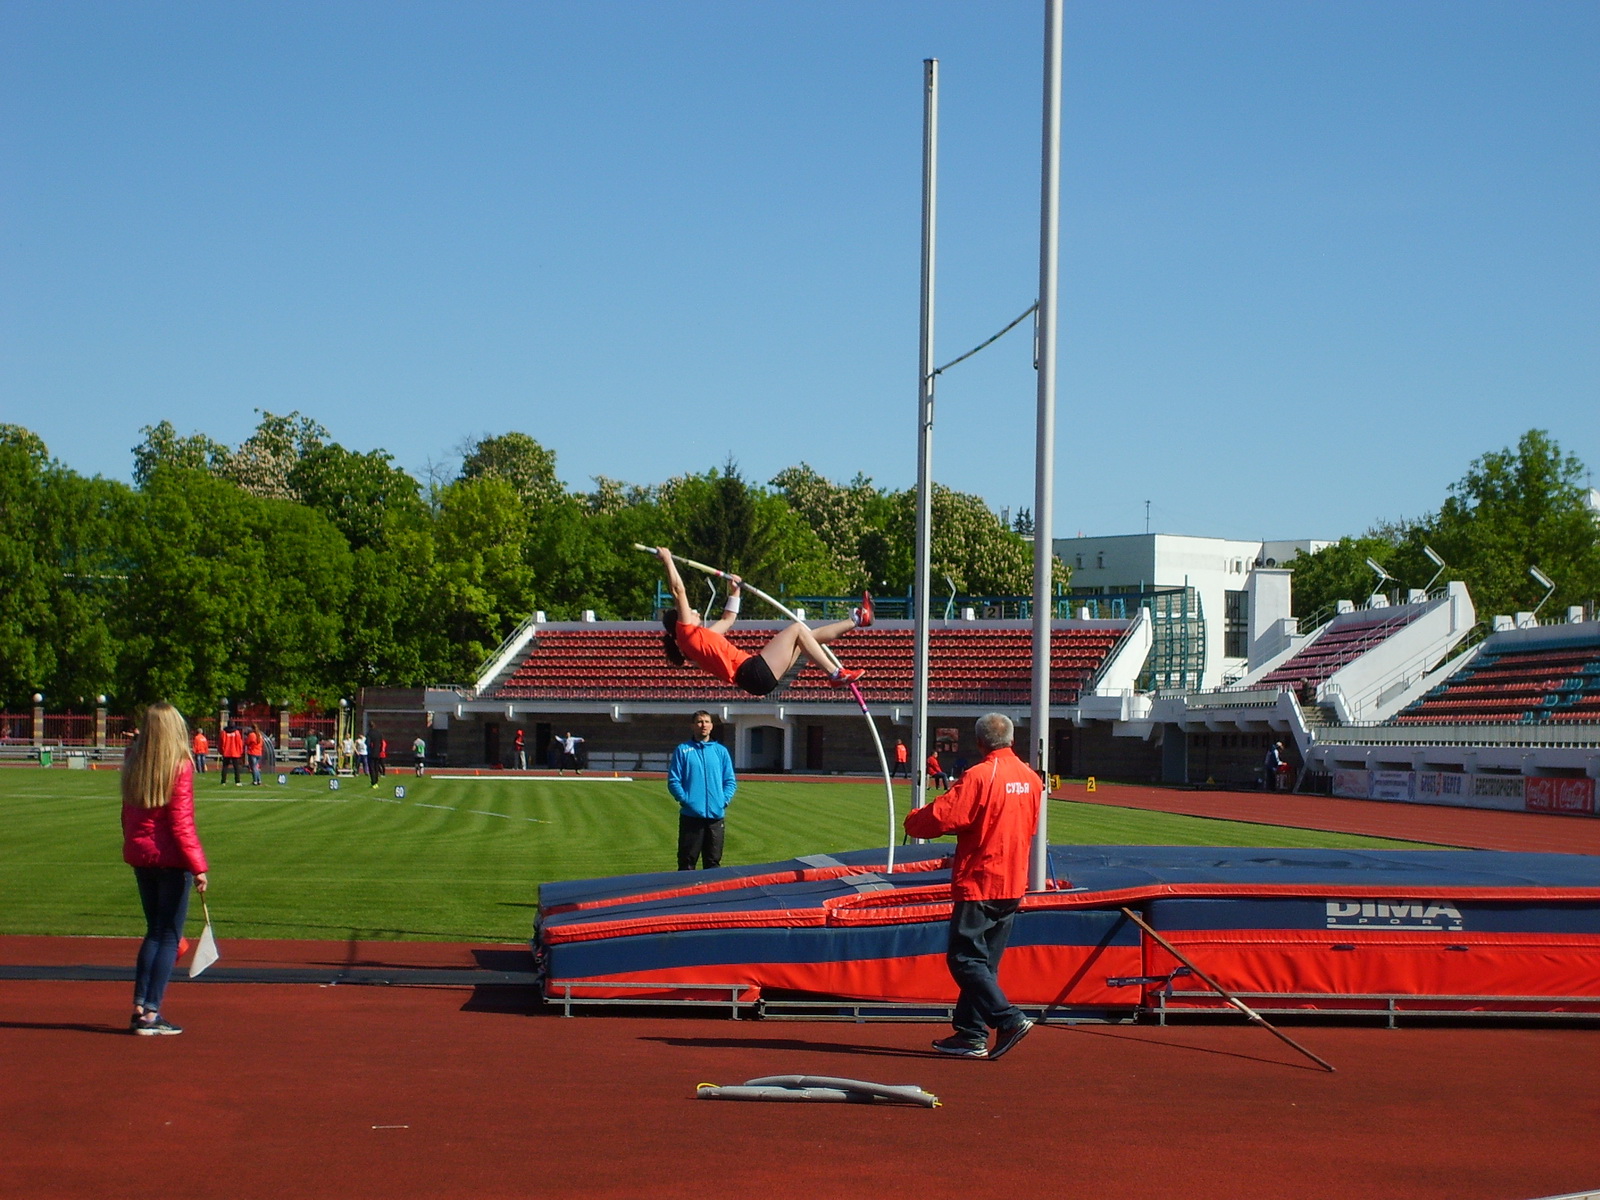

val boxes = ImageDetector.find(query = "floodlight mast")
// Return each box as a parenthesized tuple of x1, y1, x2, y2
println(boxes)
(1422, 545, 1447, 593)
(911, 58, 939, 817)
(1029, 0, 1064, 893)
(1529, 565, 1555, 617)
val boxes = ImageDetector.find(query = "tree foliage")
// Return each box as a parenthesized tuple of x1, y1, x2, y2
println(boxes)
(459, 432, 563, 508)
(1288, 429, 1599, 624)
(773, 466, 1055, 596)
(11, 416, 1588, 716)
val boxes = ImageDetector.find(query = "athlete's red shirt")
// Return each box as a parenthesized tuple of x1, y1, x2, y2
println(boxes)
(674, 622, 751, 687)
(244, 730, 263, 756)
(903, 746, 1040, 901)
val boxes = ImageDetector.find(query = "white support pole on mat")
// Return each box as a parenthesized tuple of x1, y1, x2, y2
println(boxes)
(1028, 0, 1063, 894)
(638, 545, 898, 872)
(911, 57, 939, 820)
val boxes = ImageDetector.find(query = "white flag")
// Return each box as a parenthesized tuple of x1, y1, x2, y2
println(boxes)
(189, 922, 220, 977)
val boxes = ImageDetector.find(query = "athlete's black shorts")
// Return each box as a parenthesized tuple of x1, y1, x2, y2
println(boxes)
(733, 654, 779, 697)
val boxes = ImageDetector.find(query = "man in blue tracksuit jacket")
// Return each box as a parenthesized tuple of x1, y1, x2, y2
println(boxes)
(667, 710, 737, 870)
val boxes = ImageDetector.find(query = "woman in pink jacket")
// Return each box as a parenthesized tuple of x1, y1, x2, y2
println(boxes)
(121, 702, 209, 1036)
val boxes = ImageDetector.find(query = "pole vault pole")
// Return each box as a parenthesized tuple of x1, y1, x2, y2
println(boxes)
(637, 545, 899, 872)
(1120, 907, 1337, 1073)
(1028, 0, 1063, 893)
(911, 58, 939, 820)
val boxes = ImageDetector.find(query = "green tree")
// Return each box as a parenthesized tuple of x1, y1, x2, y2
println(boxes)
(773, 465, 1057, 597)
(769, 464, 880, 590)
(1287, 535, 1409, 621)
(0, 434, 59, 705)
(114, 467, 352, 713)
(0, 431, 128, 708)
(220, 410, 328, 500)
(1428, 429, 1600, 618)
(460, 432, 564, 507)
(658, 462, 845, 606)
(430, 476, 538, 679)
(290, 443, 425, 552)
(131, 421, 230, 487)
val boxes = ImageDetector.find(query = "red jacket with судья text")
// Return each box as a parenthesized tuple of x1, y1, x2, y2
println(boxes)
(903, 746, 1040, 901)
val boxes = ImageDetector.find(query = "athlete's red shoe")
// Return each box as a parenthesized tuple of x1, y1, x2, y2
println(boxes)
(853, 592, 874, 628)
(829, 667, 865, 687)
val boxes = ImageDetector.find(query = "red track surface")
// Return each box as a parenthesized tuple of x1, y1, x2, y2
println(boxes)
(4, 977, 1598, 1200)
(1057, 780, 1600, 855)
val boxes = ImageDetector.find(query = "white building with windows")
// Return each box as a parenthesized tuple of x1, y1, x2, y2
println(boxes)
(1052, 533, 1330, 690)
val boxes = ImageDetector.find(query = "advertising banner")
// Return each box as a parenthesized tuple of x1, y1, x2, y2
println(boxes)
(1368, 770, 1414, 802)
(1524, 777, 1596, 816)
(1468, 774, 1527, 811)
(1332, 768, 1368, 799)
(1411, 771, 1473, 807)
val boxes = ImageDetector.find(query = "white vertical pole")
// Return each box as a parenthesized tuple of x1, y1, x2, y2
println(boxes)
(1029, 0, 1063, 892)
(912, 58, 939, 816)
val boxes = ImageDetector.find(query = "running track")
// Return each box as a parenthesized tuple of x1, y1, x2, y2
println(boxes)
(1055, 781, 1600, 855)
(4, 976, 1599, 1200)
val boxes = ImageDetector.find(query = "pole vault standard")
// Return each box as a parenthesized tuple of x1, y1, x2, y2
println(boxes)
(910, 58, 939, 819)
(1028, 0, 1064, 893)
(637, 545, 900, 873)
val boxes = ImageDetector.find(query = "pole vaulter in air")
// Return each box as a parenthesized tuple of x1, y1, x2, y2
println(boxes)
(641, 544, 902, 871)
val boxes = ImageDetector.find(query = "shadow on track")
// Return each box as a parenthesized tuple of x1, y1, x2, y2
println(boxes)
(0, 1019, 131, 1037)
(640, 1034, 932, 1059)
(1058, 1023, 1329, 1072)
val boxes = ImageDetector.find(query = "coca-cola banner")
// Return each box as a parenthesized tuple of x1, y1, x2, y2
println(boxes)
(1524, 777, 1596, 816)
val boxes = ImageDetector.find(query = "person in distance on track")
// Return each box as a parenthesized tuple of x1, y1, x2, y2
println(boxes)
(655, 545, 871, 694)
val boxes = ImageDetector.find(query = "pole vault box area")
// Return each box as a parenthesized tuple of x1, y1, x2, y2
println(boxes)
(533, 846, 1600, 1014)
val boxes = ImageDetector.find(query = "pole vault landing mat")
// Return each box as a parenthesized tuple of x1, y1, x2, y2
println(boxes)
(535, 845, 1600, 1014)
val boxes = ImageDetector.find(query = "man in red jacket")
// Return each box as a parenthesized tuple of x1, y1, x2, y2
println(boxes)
(220, 724, 245, 787)
(903, 712, 1041, 1061)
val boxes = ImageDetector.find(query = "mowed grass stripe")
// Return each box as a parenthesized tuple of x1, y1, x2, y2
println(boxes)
(0, 770, 1445, 942)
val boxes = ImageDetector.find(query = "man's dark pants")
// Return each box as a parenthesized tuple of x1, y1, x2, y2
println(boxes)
(677, 815, 725, 871)
(948, 898, 1024, 1042)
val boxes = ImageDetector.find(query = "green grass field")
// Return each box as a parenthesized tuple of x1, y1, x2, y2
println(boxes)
(0, 767, 1444, 942)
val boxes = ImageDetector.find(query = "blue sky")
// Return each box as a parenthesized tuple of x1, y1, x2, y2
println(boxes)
(3, 1, 1596, 541)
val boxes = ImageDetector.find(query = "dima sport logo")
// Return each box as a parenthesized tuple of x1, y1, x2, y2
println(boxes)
(1325, 900, 1464, 931)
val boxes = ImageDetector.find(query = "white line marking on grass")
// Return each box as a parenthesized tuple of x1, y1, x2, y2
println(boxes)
(430, 775, 634, 783)
(200, 796, 348, 803)
(414, 803, 455, 810)
(465, 809, 549, 822)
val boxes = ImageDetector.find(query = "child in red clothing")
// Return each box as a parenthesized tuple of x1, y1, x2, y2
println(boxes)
(656, 546, 870, 696)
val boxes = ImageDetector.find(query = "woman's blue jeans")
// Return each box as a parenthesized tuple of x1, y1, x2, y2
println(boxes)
(133, 866, 191, 1012)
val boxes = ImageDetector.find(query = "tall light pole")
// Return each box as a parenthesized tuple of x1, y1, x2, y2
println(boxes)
(1029, 0, 1063, 892)
(911, 58, 939, 815)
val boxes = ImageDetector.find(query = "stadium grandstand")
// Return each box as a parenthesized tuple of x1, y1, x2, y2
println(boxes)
(357, 532, 1598, 821)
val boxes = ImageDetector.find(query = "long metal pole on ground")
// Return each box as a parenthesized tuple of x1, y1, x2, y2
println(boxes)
(912, 58, 939, 818)
(1120, 907, 1337, 1073)
(1029, 0, 1063, 893)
